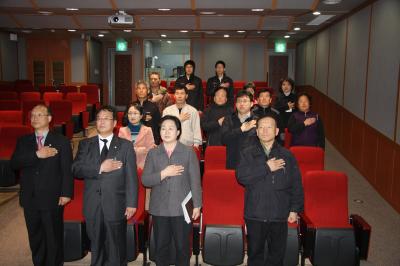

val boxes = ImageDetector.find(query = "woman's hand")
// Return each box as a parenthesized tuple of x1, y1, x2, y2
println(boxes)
(160, 164, 184, 180)
(192, 207, 201, 220)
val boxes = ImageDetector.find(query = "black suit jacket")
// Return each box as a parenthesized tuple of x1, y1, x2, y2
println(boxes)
(72, 135, 138, 221)
(11, 132, 73, 210)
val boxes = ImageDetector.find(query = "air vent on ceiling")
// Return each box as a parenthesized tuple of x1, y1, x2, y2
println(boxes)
(307, 15, 335, 25)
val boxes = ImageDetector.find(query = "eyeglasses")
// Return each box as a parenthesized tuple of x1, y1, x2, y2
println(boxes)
(128, 112, 141, 116)
(30, 113, 49, 119)
(96, 117, 114, 122)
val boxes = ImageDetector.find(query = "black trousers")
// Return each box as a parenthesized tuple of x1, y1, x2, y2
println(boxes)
(245, 219, 288, 266)
(23, 207, 64, 266)
(85, 206, 127, 266)
(152, 215, 192, 266)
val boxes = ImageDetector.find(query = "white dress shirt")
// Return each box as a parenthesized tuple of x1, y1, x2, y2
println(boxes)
(98, 134, 113, 153)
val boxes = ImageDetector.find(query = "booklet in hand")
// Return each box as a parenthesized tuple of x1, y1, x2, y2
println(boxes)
(181, 191, 193, 224)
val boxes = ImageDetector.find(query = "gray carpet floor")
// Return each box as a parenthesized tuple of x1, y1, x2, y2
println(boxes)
(0, 140, 398, 266)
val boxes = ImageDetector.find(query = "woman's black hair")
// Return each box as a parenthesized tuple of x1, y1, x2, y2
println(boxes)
(279, 77, 295, 93)
(122, 103, 144, 126)
(159, 115, 182, 140)
(296, 92, 312, 108)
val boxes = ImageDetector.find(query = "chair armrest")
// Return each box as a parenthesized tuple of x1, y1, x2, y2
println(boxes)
(350, 214, 371, 260)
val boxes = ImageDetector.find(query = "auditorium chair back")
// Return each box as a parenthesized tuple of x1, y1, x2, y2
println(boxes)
(289, 146, 324, 181)
(0, 125, 32, 159)
(43, 92, 63, 105)
(204, 146, 226, 171)
(0, 91, 18, 100)
(20, 91, 41, 102)
(0, 100, 21, 110)
(0, 111, 23, 126)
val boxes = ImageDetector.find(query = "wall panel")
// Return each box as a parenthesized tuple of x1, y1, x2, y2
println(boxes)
(315, 30, 330, 94)
(305, 37, 316, 86)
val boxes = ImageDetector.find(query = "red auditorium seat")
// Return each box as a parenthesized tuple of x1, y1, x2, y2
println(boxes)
(0, 91, 18, 100)
(204, 146, 226, 171)
(300, 171, 371, 265)
(20, 91, 41, 102)
(0, 111, 23, 126)
(253, 81, 268, 88)
(14, 80, 34, 93)
(65, 93, 89, 132)
(80, 85, 101, 120)
(201, 169, 245, 265)
(169, 80, 176, 88)
(43, 92, 63, 105)
(289, 146, 324, 180)
(160, 80, 167, 88)
(284, 128, 292, 149)
(59, 85, 78, 95)
(22, 100, 45, 125)
(0, 82, 14, 91)
(233, 80, 246, 88)
(0, 100, 21, 110)
(0, 125, 32, 159)
(39, 85, 56, 94)
(49, 100, 74, 139)
(63, 179, 87, 261)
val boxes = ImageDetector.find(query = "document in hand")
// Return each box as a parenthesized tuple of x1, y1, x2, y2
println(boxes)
(181, 191, 193, 224)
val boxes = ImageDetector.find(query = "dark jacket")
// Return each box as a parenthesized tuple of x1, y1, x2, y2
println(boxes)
(206, 74, 234, 106)
(72, 135, 138, 221)
(201, 103, 234, 146)
(134, 99, 161, 145)
(175, 74, 204, 111)
(11, 132, 73, 210)
(274, 92, 297, 127)
(221, 113, 257, 169)
(287, 111, 325, 149)
(236, 139, 304, 222)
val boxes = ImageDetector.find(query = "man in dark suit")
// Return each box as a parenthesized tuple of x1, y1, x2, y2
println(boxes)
(72, 105, 138, 266)
(11, 104, 73, 266)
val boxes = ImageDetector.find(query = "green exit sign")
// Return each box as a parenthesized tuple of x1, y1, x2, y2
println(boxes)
(275, 40, 287, 53)
(116, 38, 128, 52)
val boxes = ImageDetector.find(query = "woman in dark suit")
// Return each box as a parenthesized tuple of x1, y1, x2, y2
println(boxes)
(142, 115, 202, 266)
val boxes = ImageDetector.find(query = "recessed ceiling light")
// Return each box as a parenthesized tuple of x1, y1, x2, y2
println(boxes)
(50, 29, 55, 33)
(67, 29, 76, 32)
(167, 40, 172, 44)
(158, 8, 171, 11)
(200, 11, 216, 15)
(251, 9, 264, 12)
(124, 29, 132, 32)
(224, 34, 230, 38)
(66, 8, 79, 11)
(294, 27, 301, 31)
(205, 31, 216, 34)
(160, 34, 167, 37)
(257, 31, 261, 34)
(98, 34, 104, 37)
(307, 14, 335, 25)
(284, 35, 290, 38)
(313, 11, 321, 15)
(38, 11, 53, 15)
(180, 30, 188, 33)
(323, 0, 342, 4)
(22, 30, 32, 33)
(237, 30, 246, 33)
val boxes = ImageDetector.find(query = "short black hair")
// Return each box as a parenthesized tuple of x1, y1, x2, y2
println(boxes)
(256, 113, 278, 128)
(257, 88, 273, 98)
(33, 104, 52, 116)
(184, 60, 195, 69)
(174, 85, 188, 94)
(279, 78, 295, 90)
(122, 103, 144, 126)
(296, 92, 312, 106)
(213, 86, 228, 97)
(236, 90, 253, 102)
(215, 60, 226, 68)
(160, 115, 182, 140)
(96, 105, 117, 120)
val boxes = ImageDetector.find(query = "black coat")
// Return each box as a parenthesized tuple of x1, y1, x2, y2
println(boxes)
(274, 92, 297, 127)
(134, 99, 161, 145)
(201, 103, 234, 146)
(236, 139, 304, 222)
(11, 132, 74, 210)
(206, 75, 234, 106)
(175, 75, 204, 111)
(221, 113, 257, 169)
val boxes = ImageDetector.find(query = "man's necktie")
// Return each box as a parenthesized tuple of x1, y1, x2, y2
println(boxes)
(100, 139, 108, 162)
(36, 135, 44, 150)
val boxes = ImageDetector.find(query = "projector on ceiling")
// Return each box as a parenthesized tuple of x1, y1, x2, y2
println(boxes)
(108, 11, 134, 26)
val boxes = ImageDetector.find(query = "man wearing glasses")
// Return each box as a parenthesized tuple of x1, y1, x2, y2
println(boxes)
(72, 105, 138, 266)
(11, 104, 74, 266)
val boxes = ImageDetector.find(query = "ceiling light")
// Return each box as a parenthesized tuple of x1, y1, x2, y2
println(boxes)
(98, 34, 104, 37)
(313, 11, 321, 15)
(323, 0, 342, 4)
(284, 35, 290, 38)
(251, 9, 264, 12)
(224, 34, 230, 38)
(66, 8, 79, 11)
(68, 29, 76, 32)
(237, 30, 246, 33)
(124, 29, 132, 32)
(167, 40, 172, 44)
(158, 8, 171, 11)
(21, 30, 32, 33)
(200, 11, 216, 15)
(99, 30, 109, 34)
(257, 31, 261, 34)
(307, 14, 335, 25)
(180, 30, 188, 33)
(205, 31, 216, 34)
(50, 29, 55, 33)
(38, 11, 53, 15)
(294, 27, 301, 31)
(160, 34, 167, 37)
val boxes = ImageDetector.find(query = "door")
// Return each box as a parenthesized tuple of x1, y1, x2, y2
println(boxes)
(114, 54, 132, 106)
(269, 55, 288, 91)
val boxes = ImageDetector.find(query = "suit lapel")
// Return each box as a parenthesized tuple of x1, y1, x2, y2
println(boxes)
(90, 136, 101, 163)
(107, 135, 121, 160)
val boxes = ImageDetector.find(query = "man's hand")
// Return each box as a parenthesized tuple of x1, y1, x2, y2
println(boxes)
(58, 197, 71, 206)
(218, 117, 225, 126)
(240, 119, 257, 132)
(179, 112, 191, 122)
(151, 94, 163, 103)
(100, 159, 123, 173)
(266, 158, 285, 172)
(186, 83, 196, 90)
(145, 114, 153, 121)
(36, 146, 58, 159)
(160, 164, 184, 180)
(304, 117, 316, 126)
(287, 212, 298, 223)
(125, 207, 137, 220)
(220, 82, 230, 88)
(287, 101, 295, 110)
(192, 207, 201, 220)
